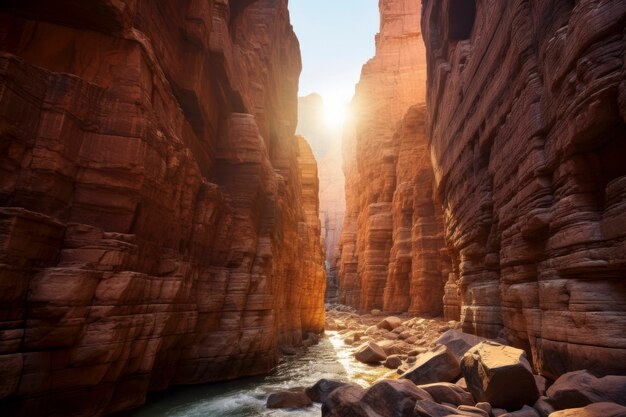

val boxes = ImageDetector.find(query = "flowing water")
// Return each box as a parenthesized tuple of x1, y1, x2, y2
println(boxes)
(122, 331, 389, 417)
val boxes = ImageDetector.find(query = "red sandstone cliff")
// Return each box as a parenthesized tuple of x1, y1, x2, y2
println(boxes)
(422, 0, 626, 378)
(338, 0, 450, 314)
(297, 94, 345, 303)
(0, 0, 325, 415)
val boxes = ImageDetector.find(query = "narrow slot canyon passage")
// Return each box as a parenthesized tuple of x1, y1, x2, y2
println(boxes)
(0, 1, 625, 417)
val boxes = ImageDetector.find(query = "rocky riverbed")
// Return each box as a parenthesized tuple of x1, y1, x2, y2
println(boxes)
(266, 306, 626, 417)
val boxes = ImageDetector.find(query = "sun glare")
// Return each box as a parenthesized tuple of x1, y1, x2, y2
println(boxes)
(323, 97, 349, 129)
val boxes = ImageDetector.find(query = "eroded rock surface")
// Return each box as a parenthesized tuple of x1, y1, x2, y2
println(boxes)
(422, 0, 626, 377)
(338, 0, 450, 315)
(0, 1, 325, 415)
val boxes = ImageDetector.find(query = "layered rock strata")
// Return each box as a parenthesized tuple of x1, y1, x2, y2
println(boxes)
(0, 1, 325, 415)
(338, 0, 450, 314)
(296, 94, 345, 303)
(422, 0, 626, 377)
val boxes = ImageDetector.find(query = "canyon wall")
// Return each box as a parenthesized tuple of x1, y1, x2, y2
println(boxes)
(422, 0, 626, 378)
(297, 94, 345, 303)
(338, 0, 450, 314)
(0, 0, 325, 415)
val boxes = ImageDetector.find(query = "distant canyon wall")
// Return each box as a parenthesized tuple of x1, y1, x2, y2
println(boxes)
(297, 94, 345, 303)
(422, 0, 626, 378)
(0, 0, 325, 415)
(338, 0, 450, 315)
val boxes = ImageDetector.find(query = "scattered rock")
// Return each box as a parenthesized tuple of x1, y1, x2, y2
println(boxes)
(437, 330, 488, 362)
(461, 341, 539, 409)
(306, 379, 351, 403)
(548, 402, 626, 417)
(355, 341, 387, 364)
(378, 316, 403, 331)
(418, 382, 474, 406)
(361, 379, 434, 416)
(533, 397, 557, 417)
(476, 402, 492, 415)
(546, 370, 626, 409)
(401, 345, 461, 385)
(321, 385, 367, 417)
(384, 355, 403, 369)
(267, 391, 313, 409)
(371, 309, 382, 316)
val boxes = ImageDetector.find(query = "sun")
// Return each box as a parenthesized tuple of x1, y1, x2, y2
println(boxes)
(323, 97, 349, 130)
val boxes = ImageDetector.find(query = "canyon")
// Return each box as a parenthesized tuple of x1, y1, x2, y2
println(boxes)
(0, 0, 625, 416)
(0, 0, 325, 415)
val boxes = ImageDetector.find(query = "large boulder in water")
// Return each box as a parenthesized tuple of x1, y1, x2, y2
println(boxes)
(267, 391, 313, 409)
(306, 379, 352, 403)
(461, 341, 539, 409)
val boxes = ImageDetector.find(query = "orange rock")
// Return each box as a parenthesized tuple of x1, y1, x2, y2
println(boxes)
(0, 1, 325, 415)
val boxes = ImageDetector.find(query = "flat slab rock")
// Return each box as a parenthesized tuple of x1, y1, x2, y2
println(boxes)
(401, 345, 461, 385)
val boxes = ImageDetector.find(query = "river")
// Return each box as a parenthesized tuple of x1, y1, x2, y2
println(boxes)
(121, 331, 389, 417)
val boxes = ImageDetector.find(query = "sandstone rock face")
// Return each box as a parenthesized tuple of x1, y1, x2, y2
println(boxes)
(0, 1, 325, 415)
(338, 0, 450, 315)
(422, 0, 626, 377)
(297, 94, 345, 303)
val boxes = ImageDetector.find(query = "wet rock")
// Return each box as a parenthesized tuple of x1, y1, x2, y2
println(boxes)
(355, 341, 388, 364)
(280, 345, 298, 356)
(322, 385, 367, 417)
(378, 316, 403, 331)
(546, 370, 626, 409)
(548, 402, 626, 417)
(418, 382, 474, 406)
(401, 345, 461, 385)
(461, 341, 539, 409)
(267, 391, 313, 409)
(306, 379, 352, 403)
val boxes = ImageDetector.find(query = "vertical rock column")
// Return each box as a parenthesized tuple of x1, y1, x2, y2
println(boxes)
(338, 0, 450, 314)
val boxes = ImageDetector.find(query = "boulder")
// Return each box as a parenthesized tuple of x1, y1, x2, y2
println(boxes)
(437, 330, 488, 362)
(322, 385, 368, 417)
(267, 391, 313, 409)
(401, 345, 461, 385)
(546, 370, 626, 409)
(361, 379, 434, 417)
(378, 316, 403, 331)
(306, 379, 352, 403)
(461, 341, 539, 409)
(378, 340, 412, 355)
(384, 355, 403, 369)
(355, 341, 387, 364)
(418, 382, 474, 406)
(534, 397, 557, 417)
(548, 402, 626, 417)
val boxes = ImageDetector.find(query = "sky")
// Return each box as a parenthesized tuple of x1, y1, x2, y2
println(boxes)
(289, 0, 380, 105)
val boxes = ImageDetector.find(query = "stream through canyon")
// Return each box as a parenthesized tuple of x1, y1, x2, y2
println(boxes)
(120, 331, 388, 417)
